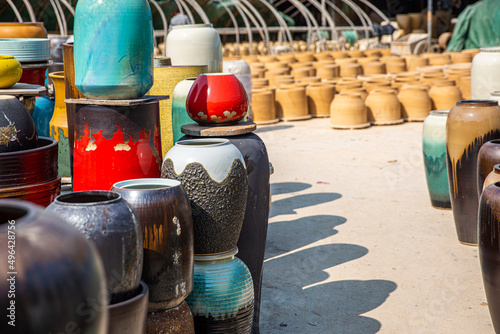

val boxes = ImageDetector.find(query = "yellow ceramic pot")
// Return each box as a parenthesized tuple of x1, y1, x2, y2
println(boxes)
(330, 93, 370, 129)
(398, 85, 432, 121)
(306, 83, 335, 117)
(365, 89, 403, 125)
(275, 86, 310, 121)
(148, 65, 208, 157)
(251, 88, 278, 124)
(0, 55, 22, 89)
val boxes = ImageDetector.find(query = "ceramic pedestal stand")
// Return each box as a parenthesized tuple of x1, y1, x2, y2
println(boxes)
(65, 96, 167, 191)
(0, 83, 47, 115)
(181, 120, 270, 334)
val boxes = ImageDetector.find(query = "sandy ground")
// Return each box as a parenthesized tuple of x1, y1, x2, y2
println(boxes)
(255, 118, 492, 334)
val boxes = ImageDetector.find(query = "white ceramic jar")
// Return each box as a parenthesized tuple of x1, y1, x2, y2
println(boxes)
(165, 24, 222, 73)
(471, 47, 500, 99)
(489, 91, 500, 104)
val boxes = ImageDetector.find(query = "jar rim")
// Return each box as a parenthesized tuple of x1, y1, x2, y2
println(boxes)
(175, 138, 230, 147)
(456, 100, 499, 107)
(172, 23, 213, 30)
(112, 178, 181, 190)
(54, 191, 121, 206)
(480, 47, 500, 53)
(194, 247, 238, 262)
(430, 110, 449, 116)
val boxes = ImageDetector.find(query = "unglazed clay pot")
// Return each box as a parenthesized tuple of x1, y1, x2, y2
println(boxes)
(294, 52, 314, 62)
(363, 80, 392, 93)
(46, 191, 143, 304)
(72, 100, 162, 191)
(0, 200, 108, 334)
(404, 55, 429, 72)
(477, 140, 500, 197)
(330, 93, 369, 129)
(186, 248, 254, 333)
(161, 139, 248, 255)
(111, 178, 194, 311)
(146, 301, 195, 333)
(251, 88, 278, 124)
(291, 67, 316, 80)
(74, 0, 154, 99)
(0, 55, 22, 88)
(306, 83, 335, 117)
(148, 65, 208, 156)
(483, 165, 500, 190)
(363, 62, 386, 75)
(446, 100, 500, 245)
(340, 63, 362, 78)
(48, 71, 70, 178)
(386, 62, 407, 74)
(398, 85, 432, 121)
(422, 110, 451, 209)
(186, 73, 248, 125)
(479, 182, 500, 332)
(460, 76, 471, 100)
(396, 14, 411, 34)
(428, 81, 462, 110)
(0, 95, 37, 153)
(335, 78, 362, 91)
(341, 87, 368, 101)
(264, 61, 289, 71)
(365, 90, 403, 125)
(108, 281, 149, 334)
(471, 47, 500, 99)
(0, 22, 47, 38)
(275, 86, 311, 121)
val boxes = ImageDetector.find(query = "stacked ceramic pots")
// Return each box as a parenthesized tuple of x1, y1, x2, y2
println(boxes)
(70, 0, 162, 192)
(0, 95, 60, 206)
(161, 71, 268, 333)
(0, 24, 52, 87)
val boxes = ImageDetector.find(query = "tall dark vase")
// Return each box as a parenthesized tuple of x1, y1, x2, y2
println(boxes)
(477, 140, 500, 197)
(446, 100, 500, 245)
(71, 100, 162, 191)
(183, 132, 270, 334)
(111, 178, 194, 311)
(0, 199, 108, 333)
(479, 182, 500, 332)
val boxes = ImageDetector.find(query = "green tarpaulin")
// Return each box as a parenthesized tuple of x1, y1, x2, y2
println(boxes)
(447, 0, 500, 51)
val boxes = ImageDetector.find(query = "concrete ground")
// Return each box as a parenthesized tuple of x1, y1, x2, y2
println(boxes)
(255, 118, 493, 334)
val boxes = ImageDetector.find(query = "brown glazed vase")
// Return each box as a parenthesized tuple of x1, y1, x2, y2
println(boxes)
(0, 200, 108, 333)
(447, 100, 500, 245)
(477, 140, 500, 197)
(479, 182, 500, 332)
(111, 178, 194, 311)
(146, 301, 195, 334)
(483, 165, 500, 191)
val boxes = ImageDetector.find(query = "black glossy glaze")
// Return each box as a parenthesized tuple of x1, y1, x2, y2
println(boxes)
(478, 140, 500, 197)
(0, 199, 107, 334)
(479, 182, 500, 332)
(46, 191, 143, 304)
(0, 96, 38, 153)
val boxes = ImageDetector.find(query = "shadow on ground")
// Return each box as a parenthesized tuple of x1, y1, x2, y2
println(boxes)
(270, 192, 342, 218)
(271, 182, 312, 196)
(254, 124, 294, 134)
(263, 244, 397, 333)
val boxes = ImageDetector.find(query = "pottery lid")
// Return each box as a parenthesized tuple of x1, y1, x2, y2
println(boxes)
(479, 47, 500, 53)
(430, 110, 450, 116)
(172, 23, 213, 30)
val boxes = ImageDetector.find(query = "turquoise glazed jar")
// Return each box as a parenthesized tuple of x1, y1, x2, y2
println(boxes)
(422, 110, 451, 209)
(74, 0, 154, 100)
(186, 248, 254, 333)
(172, 77, 196, 144)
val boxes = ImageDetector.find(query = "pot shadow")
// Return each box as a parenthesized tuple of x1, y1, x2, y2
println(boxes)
(262, 245, 397, 333)
(254, 124, 294, 134)
(271, 182, 312, 196)
(269, 192, 342, 218)
(265, 215, 347, 259)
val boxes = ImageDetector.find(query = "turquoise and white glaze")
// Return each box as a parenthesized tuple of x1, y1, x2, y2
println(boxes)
(172, 78, 196, 143)
(74, 0, 154, 100)
(186, 248, 254, 320)
(422, 110, 451, 209)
